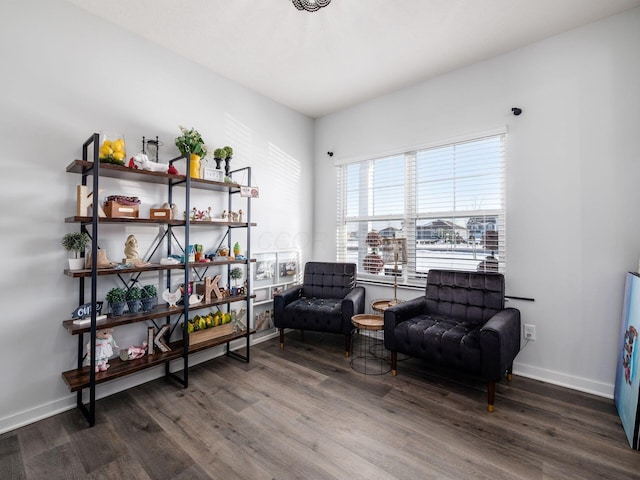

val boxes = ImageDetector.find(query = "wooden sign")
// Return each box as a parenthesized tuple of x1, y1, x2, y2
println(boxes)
(203, 167, 224, 182)
(240, 186, 259, 198)
(154, 324, 171, 353)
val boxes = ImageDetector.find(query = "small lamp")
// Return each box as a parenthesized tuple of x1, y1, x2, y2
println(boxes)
(382, 237, 407, 306)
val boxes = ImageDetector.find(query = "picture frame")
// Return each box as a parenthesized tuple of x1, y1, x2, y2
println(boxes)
(203, 167, 224, 182)
(255, 309, 274, 331)
(254, 253, 276, 282)
(278, 257, 298, 279)
(254, 288, 269, 302)
(615, 272, 640, 450)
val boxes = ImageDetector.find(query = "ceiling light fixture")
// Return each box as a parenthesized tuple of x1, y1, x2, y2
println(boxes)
(292, 0, 331, 13)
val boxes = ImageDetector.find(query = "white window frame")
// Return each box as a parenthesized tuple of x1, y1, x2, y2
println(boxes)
(336, 129, 506, 285)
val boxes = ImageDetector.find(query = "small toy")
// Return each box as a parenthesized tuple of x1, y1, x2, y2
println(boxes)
(119, 342, 148, 361)
(83, 328, 118, 372)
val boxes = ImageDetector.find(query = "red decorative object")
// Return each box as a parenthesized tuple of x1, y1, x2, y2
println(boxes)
(366, 231, 382, 248)
(363, 253, 384, 274)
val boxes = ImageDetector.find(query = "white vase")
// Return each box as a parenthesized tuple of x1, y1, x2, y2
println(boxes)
(68, 258, 85, 270)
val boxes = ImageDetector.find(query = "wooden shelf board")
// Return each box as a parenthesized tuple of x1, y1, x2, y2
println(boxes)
(65, 216, 255, 229)
(62, 295, 255, 335)
(61, 329, 254, 392)
(62, 345, 184, 392)
(66, 160, 244, 192)
(65, 216, 185, 225)
(64, 258, 256, 278)
(64, 263, 185, 278)
(63, 306, 177, 335)
(66, 160, 185, 185)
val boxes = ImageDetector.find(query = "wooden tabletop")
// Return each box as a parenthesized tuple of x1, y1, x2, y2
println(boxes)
(351, 314, 384, 331)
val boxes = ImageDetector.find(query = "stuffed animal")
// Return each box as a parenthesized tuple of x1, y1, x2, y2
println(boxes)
(83, 328, 118, 372)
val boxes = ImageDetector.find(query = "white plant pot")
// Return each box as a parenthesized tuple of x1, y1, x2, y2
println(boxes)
(68, 258, 85, 270)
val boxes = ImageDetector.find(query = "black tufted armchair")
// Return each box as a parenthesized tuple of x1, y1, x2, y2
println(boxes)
(384, 269, 521, 411)
(274, 262, 365, 356)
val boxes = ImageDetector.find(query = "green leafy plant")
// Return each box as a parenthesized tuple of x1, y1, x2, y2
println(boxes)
(61, 232, 91, 258)
(175, 126, 208, 158)
(213, 148, 228, 160)
(125, 286, 142, 301)
(141, 284, 157, 299)
(223, 146, 233, 158)
(105, 287, 126, 304)
(230, 267, 243, 285)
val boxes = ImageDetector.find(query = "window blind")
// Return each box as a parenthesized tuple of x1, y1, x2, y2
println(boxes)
(337, 133, 506, 283)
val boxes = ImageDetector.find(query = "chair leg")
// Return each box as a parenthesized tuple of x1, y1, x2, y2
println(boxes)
(487, 381, 496, 412)
(391, 351, 397, 376)
(345, 334, 351, 357)
(507, 364, 513, 382)
(279, 328, 284, 349)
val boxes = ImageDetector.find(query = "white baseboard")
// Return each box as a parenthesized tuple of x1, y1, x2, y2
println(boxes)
(0, 332, 277, 435)
(513, 361, 614, 399)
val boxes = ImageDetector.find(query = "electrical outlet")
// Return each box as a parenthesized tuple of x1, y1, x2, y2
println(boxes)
(524, 324, 536, 341)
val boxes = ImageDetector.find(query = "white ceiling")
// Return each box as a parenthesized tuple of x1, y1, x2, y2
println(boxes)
(65, 0, 640, 118)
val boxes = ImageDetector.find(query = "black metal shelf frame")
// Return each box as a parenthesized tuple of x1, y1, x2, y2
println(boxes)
(70, 133, 254, 426)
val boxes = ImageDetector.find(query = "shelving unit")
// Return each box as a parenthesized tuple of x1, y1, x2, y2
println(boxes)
(252, 251, 301, 333)
(62, 133, 256, 426)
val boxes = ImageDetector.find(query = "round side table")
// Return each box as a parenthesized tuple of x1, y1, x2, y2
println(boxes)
(371, 299, 400, 313)
(371, 299, 410, 363)
(350, 314, 391, 375)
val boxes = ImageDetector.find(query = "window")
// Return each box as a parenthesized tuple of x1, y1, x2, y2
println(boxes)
(336, 133, 505, 283)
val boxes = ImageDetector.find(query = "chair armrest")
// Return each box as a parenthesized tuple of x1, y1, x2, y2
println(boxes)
(480, 308, 521, 381)
(273, 284, 303, 321)
(383, 296, 427, 350)
(341, 287, 366, 332)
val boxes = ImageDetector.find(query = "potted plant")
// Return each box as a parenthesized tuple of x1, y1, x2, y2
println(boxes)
(141, 284, 158, 312)
(125, 286, 142, 314)
(213, 148, 227, 170)
(175, 126, 208, 179)
(230, 267, 243, 295)
(105, 287, 127, 317)
(61, 232, 91, 270)
(223, 145, 233, 175)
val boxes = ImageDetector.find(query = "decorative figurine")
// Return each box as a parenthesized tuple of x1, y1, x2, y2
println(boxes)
(128, 152, 169, 173)
(123, 234, 141, 263)
(161, 202, 179, 220)
(83, 328, 118, 372)
(238, 209, 243, 222)
(162, 288, 182, 307)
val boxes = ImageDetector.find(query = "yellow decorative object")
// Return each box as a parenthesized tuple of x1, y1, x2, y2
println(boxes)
(189, 153, 201, 179)
(99, 132, 126, 165)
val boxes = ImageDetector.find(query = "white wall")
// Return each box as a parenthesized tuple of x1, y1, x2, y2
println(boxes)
(314, 8, 640, 398)
(0, 0, 314, 432)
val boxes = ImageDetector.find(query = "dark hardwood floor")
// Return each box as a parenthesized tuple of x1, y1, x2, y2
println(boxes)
(2, 331, 640, 479)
